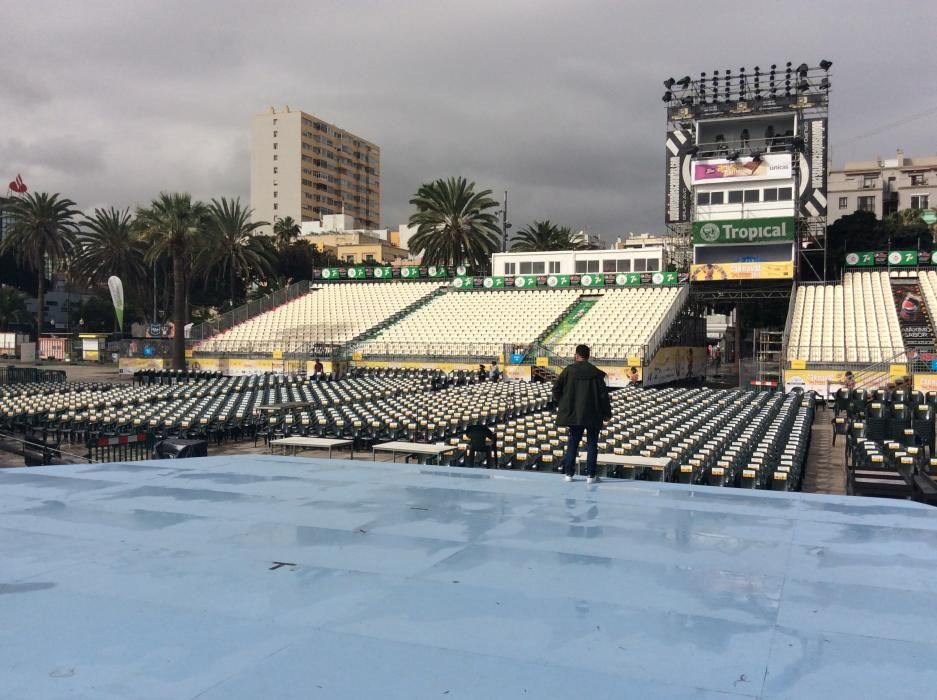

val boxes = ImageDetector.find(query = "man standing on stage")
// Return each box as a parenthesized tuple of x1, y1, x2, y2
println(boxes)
(553, 344, 612, 484)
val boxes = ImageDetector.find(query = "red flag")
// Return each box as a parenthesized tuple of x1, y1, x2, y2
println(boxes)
(8, 174, 27, 193)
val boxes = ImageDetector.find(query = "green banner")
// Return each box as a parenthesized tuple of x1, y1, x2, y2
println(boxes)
(345, 266, 367, 279)
(693, 217, 795, 245)
(512, 275, 538, 288)
(452, 276, 474, 289)
(426, 266, 448, 278)
(400, 266, 421, 279)
(482, 276, 506, 289)
(372, 266, 393, 279)
(320, 267, 340, 280)
(546, 274, 571, 288)
(887, 250, 918, 266)
(579, 273, 605, 287)
(844, 251, 875, 267)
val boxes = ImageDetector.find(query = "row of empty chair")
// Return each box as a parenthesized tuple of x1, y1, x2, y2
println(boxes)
(787, 272, 904, 363)
(553, 286, 685, 360)
(359, 289, 580, 357)
(195, 282, 442, 353)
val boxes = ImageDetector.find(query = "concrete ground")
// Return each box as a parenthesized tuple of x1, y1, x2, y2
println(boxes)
(802, 408, 847, 495)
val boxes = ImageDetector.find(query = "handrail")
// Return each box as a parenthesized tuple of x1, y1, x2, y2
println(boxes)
(780, 280, 797, 362)
(188, 280, 312, 341)
(0, 430, 96, 463)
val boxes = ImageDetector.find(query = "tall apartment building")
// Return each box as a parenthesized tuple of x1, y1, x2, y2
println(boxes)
(828, 149, 937, 224)
(250, 107, 380, 233)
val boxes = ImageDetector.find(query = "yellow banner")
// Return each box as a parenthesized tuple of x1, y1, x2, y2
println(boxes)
(790, 359, 806, 369)
(690, 261, 793, 281)
(535, 356, 549, 367)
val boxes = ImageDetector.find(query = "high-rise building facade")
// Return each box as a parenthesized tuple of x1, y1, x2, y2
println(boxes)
(250, 107, 380, 233)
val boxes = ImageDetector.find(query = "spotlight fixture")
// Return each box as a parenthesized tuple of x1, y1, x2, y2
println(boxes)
(688, 145, 699, 156)
(677, 75, 691, 89)
(820, 77, 831, 90)
(753, 66, 761, 99)
(662, 91, 672, 102)
(797, 79, 810, 91)
(727, 150, 741, 161)
(724, 69, 731, 100)
(664, 77, 676, 89)
(712, 71, 719, 100)
(819, 59, 833, 71)
(681, 96, 694, 106)
(792, 136, 805, 150)
(796, 63, 809, 77)
(750, 150, 763, 163)
(699, 72, 707, 103)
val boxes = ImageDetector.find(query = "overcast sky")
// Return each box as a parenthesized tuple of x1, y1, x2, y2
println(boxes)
(3, 1, 936, 241)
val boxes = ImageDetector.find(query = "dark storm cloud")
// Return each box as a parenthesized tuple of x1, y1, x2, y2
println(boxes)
(2, 0, 936, 236)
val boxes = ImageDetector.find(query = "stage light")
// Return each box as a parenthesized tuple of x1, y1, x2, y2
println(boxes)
(796, 63, 809, 77)
(820, 59, 833, 71)
(689, 145, 699, 156)
(751, 151, 763, 162)
(769, 64, 777, 95)
(797, 79, 810, 91)
(677, 75, 691, 88)
(792, 136, 805, 150)
(664, 77, 675, 89)
(662, 91, 672, 102)
(727, 150, 741, 161)
(712, 71, 719, 100)
(724, 69, 731, 100)
(820, 77, 831, 90)
(681, 96, 694, 106)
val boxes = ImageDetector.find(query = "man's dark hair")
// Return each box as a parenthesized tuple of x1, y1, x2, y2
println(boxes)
(575, 344, 590, 360)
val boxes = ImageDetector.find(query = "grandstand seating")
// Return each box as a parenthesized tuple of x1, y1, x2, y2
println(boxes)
(787, 271, 904, 363)
(195, 282, 442, 353)
(359, 289, 580, 357)
(553, 286, 685, 359)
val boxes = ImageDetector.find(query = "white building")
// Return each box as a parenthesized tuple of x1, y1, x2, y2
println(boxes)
(491, 247, 665, 277)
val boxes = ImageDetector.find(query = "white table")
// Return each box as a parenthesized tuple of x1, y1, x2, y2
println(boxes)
(576, 452, 671, 478)
(372, 441, 456, 464)
(270, 437, 354, 459)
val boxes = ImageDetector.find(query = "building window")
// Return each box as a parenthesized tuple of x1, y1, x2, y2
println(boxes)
(273, 167, 278, 174)
(575, 260, 600, 273)
(504, 262, 516, 275)
(857, 196, 876, 212)
(911, 194, 930, 210)
(633, 258, 647, 272)
(728, 190, 743, 204)
(273, 130, 278, 137)
(519, 262, 532, 274)
(778, 187, 793, 201)
(911, 174, 927, 186)
(273, 143, 278, 150)
(647, 258, 660, 271)
(273, 155, 278, 161)
(617, 259, 631, 272)
(532, 261, 545, 274)
(346, 255, 355, 263)
(272, 118, 277, 125)
(763, 188, 778, 202)
(862, 175, 877, 189)
(744, 189, 760, 203)
(602, 259, 617, 272)
(839, 197, 848, 209)
(518, 261, 546, 274)
(365, 254, 375, 262)
(273, 191, 278, 198)
(548, 261, 561, 273)
(710, 191, 724, 205)
(697, 192, 710, 205)
(273, 203, 278, 211)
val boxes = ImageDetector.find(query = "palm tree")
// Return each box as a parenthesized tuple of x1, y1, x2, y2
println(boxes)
(408, 177, 500, 269)
(135, 192, 208, 369)
(0, 286, 27, 332)
(73, 207, 148, 294)
(198, 198, 275, 309)
(510, 220, 589, 252)
(273, 216, 301, 251)
(0, 192, 80, 340)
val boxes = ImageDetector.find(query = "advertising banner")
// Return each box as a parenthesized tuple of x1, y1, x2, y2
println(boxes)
(799, 118, 829, 217)
(643, 346, 706, 386)
(107, 276, 124, 331)
(482, 276, 506, 289)
(693, 217, 795, 245)
(614, 271, 679, 286)
(891, 281, 935, 347)
(546, 274, 571, 287)
(845, 250, 936, 267)
(690, 261, 794, 281)
(665, 128, 694, 223)
(320, 267, 341, 280)
(399, 266, 421, 278)
(578, 273, 605, 287)
(512, 275, 539, 288)
(452, 276, 474, 289)
(372, 266, 393, 279)
(345, 266, 367, 279)
(692, 154, 792, 185)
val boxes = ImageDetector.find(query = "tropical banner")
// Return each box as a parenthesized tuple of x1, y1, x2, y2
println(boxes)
(845, 250, 935, 267)
(107, 275, 124, 331)
(693, 217, 795, 245)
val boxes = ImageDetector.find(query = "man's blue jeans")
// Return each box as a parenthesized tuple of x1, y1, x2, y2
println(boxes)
(562, 425, 599, 477)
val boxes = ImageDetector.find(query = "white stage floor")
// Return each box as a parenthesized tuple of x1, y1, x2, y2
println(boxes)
(3, 456, 937, 699)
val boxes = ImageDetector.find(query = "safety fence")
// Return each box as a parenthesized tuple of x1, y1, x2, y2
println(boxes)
(0, 367, 67, 385)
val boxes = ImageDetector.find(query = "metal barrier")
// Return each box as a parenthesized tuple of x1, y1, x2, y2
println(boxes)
(87, 431, 156, 463)
(188, 280, 312, 341)
(0, 367, 67, 385)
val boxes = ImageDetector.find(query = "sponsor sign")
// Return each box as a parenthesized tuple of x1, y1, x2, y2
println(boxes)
(399, 266, 420, 278)
(891, 281, 935, 347)
(372, 266, 393, 279)
(452, 277, 474, 289)
(692, 154, 792, 184)
(546, 274, 571, 288)
(665, 129, 693, 223)
(107, 276, 124, 331)
(643, 346, 706, 387)
(320, 267, 340, 280)
(345, 266, 366, 279)
(845, 250, 936, 267)
(614, 271, 679, 286)
(482, 276, 506, 289)
(784, 369, 888, 396)
(578, 273, 605, 287)
(690, 261, 793, 281)
(513, 275, 538, 288)
(693, 217, 794, 245)
(799, 118, 828, 217)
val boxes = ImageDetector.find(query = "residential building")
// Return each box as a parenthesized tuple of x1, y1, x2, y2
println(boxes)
(335, 241, 410, 265)
(250, 107, 380, 234)
(491, 247, 665, 277)
(828, 149, 937, 224)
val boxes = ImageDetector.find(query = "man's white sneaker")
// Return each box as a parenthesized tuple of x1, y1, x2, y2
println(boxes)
(564, 475, 574, 482)
(586, 476, 600, 484)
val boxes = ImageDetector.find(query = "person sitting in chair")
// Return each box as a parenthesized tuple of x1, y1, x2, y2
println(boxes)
(464, 424, 498, 468)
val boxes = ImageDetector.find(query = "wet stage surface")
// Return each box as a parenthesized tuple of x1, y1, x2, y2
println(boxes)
(3, 456, 937, 699)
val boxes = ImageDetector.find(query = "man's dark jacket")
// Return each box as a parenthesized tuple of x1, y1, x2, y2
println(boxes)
(552, 361, 612, 428)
